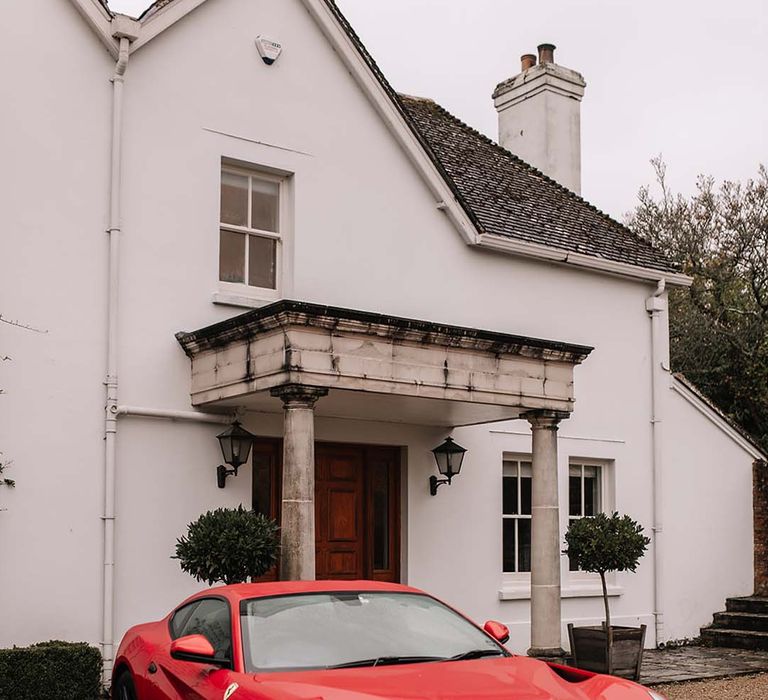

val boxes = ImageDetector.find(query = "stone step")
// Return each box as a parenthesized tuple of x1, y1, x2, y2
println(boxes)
(712, 611, 768, 632)
(701, 627, 768, 651)
(726, 597, 768, 615)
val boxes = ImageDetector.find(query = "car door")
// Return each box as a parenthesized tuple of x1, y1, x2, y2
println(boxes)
(146, 597, 236, 700)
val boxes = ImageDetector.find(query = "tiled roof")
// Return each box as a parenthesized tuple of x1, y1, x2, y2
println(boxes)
(399, 96, 678, 274)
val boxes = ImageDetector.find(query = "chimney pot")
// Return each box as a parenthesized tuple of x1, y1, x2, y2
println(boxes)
(537, 43, 556, 65)
(521, 54, 537, 71)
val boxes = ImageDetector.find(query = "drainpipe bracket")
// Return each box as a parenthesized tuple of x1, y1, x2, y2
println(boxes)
(111, 16, 141, 42)
(645, 295, 665, 313)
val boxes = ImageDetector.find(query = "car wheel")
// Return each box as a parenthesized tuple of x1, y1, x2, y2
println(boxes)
(112, 671, 138, 700)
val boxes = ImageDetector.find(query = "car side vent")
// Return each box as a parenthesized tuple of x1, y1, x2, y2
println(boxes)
(546, 662, 594, 683)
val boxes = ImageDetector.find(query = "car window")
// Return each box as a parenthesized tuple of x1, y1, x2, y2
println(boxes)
(170, 601, 201, 639)
(172, 598, 232, 661)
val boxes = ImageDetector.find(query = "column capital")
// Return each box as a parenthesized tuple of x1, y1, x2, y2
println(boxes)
(522, 409, 570, 430)
(270, 384, 328, 409)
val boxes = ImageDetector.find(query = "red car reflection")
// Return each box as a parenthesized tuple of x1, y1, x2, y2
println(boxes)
(112, 580, 665, 699)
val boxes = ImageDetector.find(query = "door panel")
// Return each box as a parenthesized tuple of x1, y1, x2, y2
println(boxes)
(315, 445, 365, 580)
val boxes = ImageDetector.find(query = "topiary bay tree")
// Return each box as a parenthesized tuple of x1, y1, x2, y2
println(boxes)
(564, 512, 650, 631)
(175, 506, 279, 586)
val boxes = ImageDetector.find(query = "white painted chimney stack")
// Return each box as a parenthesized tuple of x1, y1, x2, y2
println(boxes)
(493, 44, 586, 194)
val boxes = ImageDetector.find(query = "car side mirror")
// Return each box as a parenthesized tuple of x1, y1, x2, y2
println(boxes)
(170, 634, 229, 667)
(483, 620, 510, 644)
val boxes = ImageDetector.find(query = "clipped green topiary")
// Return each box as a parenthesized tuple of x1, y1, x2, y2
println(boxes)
(564, 512, 650, 630)
(0, 641, 102, 699)
(175, 506, 279, 585)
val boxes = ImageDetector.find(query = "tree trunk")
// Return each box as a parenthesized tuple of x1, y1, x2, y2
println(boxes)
(600, 571, 613, 647)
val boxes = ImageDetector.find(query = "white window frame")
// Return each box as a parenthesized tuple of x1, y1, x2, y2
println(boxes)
(217, 163, 285, 304)
(566, 459, 611, 583)
(502, 456, 533, 584)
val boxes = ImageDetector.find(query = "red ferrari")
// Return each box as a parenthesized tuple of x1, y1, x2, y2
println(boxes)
(112, 580, 665, 699)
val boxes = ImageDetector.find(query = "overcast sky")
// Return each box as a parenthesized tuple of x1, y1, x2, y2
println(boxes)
(109, 0, 767, 220)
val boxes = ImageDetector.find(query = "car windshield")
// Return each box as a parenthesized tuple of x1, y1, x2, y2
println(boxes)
(240, 591, 507, 673)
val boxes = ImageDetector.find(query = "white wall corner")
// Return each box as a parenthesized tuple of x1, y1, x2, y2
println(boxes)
(67, 0, 119, 57)
(131, 0, 214, 52)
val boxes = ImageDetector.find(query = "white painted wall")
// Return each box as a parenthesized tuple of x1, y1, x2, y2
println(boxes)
(660, 384, 756, 642)
(0, 0, 113, 646)
(0, 0, 757, 657)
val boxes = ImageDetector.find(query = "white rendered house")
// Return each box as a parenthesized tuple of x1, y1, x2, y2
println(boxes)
(0, 0, 763, 682)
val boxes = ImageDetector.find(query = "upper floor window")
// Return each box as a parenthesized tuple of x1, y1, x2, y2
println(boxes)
(219, 166, 281, 293)
(568, 462, 603, 571)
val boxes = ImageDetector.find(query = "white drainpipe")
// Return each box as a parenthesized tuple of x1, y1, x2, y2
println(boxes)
(646, 278, 669, 646)
(102, 19, 138, 683)
(116, 406, 234, 425)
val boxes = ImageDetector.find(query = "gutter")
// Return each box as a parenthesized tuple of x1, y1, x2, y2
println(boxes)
(646, 279, 669, 646)
(477, 234, 693, 288)
(101, 16, 139, 685)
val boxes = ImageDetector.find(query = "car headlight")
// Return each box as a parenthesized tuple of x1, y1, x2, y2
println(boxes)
(647, 692, 667, 700)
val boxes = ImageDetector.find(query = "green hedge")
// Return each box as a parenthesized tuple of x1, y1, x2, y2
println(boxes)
(0, 641, 103, 699)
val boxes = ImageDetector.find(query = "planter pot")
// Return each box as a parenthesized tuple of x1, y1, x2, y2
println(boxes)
(567, 623, 647, 681)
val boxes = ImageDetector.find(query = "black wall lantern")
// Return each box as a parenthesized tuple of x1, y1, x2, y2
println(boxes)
(216, 421, 257, 488)
(429, 437, 467, 495)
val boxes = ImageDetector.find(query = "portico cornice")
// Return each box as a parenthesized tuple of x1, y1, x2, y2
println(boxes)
(176, 300, 593, 365)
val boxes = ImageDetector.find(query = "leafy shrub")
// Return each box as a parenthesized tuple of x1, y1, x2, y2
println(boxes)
(0, 640, 102, 699)
(564, 512, 650, 629)
(175, 506, 279, 585)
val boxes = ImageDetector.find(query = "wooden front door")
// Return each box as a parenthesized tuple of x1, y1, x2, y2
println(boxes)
(315, 444, 365, 579)
(251, 440, 401, 582)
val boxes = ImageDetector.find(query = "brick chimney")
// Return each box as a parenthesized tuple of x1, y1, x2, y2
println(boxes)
(492, 44, 586, 194)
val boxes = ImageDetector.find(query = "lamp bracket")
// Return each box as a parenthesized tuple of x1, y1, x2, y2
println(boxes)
(216, 464, 239, 489)
(429, 475, 452, 496)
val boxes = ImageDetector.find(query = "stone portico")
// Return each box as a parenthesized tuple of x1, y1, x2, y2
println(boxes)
(177, 300, 592, 655)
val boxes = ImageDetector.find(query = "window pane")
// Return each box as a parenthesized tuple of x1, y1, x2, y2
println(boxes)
(569, 475, 582, 516)
(520, 476, 532, 515)
(518, 519, 531, 573)
(251, 178, 279, 232)
(372, 465, 389, 571)
(180, 598, 232, 660)
(502, 476, 518, 515)
(252, 453, 273, 517)
(220, 230, 245, 283)
(248, 236, 276, 289)
(584, 471, 600, 517)
(502, 519, 516, 573)
(221, 172, 248, 226)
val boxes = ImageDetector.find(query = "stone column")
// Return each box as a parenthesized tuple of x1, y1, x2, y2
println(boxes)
(270, 384, 328, 581)
(754, 460, 768, 596)
(524, 409, 568, 657)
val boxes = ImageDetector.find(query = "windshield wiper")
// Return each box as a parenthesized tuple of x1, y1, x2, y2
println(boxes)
(329, 655, 444, 669)
(443, 649, 506, 662)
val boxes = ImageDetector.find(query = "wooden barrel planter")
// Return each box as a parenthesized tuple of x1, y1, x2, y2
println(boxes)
(567, 623, 647, 681)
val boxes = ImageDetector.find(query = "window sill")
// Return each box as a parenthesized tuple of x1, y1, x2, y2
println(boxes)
(212, 291, 278, 309)
(498, 585, 624, 601)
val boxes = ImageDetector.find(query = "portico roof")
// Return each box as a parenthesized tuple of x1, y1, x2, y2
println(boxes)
(176, 301, 592, 427)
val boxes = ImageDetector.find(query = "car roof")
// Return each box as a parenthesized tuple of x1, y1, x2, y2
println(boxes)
(178, 580, 425, 608)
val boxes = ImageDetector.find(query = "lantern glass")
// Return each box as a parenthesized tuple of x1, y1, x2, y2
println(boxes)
(217, 421, 256, 469)
(432, 437, 467, 480)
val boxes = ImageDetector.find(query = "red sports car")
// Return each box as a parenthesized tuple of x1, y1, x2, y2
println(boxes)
(112, 580, 665, 699)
